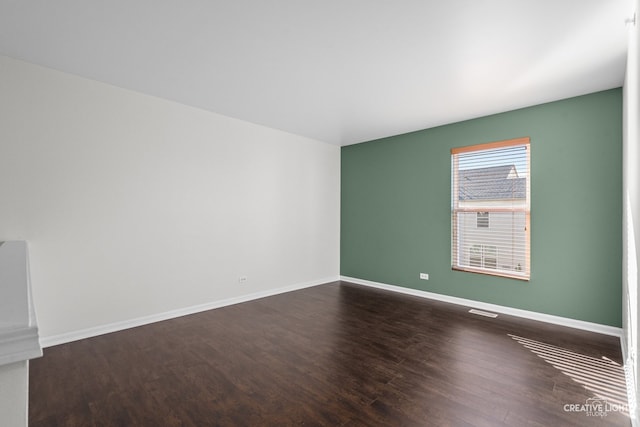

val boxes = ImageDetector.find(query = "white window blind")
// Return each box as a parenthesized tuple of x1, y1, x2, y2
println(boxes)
(451, 137, 530, 280)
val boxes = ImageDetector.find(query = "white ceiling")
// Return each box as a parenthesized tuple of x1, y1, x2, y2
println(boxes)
(0, 1, 632, 146)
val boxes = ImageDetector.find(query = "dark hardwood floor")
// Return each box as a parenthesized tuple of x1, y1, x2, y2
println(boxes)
(29, 281, 631, 426)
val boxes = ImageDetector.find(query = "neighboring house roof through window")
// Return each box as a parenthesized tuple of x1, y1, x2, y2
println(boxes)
(459, 165, 526, 201)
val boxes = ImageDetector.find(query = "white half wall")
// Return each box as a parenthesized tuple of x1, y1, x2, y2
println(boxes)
(623, 0, 639, 422)
(0, 55, 340, 340)
(0, 361, 28, 427)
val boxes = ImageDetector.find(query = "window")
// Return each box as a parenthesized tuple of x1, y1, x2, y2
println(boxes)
(476, 212, 489, 228)
(451, 137, 530, 280)
(470, 244, 497, 269)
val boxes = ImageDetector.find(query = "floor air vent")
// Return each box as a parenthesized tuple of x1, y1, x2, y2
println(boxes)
(468, 309, 498, 318)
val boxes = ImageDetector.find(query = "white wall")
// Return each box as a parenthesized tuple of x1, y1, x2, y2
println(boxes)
(623, 0, 639, 421)
(0, 55, 340, 341)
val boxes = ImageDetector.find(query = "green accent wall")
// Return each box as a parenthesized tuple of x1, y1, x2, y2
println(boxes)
(341, 89, 623, 327)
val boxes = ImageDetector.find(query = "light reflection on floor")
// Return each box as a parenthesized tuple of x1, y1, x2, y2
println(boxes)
(509, 334, 630, 411)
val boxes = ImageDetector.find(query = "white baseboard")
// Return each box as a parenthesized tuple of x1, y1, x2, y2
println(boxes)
(40, 274, 623, 345)
(340, 276, 623, 337)
(40, 276, 340, 348)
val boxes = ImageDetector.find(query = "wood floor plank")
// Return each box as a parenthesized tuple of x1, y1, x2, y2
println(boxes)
(30, 281, 632, 426)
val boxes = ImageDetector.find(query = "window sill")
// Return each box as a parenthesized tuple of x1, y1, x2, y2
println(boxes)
(452, 266, 530, 281)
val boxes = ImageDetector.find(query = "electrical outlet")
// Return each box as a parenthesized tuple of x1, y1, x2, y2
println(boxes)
(238, 276, 248, 284)
(419, 273, 429, 280)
